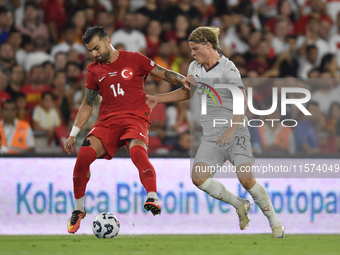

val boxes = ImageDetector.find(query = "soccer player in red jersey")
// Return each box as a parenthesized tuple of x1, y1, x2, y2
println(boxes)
(63, 27, 190, 234)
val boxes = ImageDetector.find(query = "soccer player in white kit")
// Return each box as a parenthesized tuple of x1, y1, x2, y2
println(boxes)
(147, 26, 285, 238)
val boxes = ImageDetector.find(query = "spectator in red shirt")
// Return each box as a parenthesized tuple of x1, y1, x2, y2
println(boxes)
(112, 0, 130, 30)
(39, 0, 67, 43)
(265, 0, 296, 35)
(15, 92, 31, 124)
(144, 81, 166, 138)
(0, 70, 10, 107)
(295, 0, 333, 36)
(247, 40, 279, 100)
(246, 40, 273, 76)
(20, 65, 53, 112)
(146, 20, 162, 59)
(165, 14, 190, 55)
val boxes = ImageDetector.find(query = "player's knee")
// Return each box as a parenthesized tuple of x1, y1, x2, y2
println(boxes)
(81, 139, 91, 147)
(239, 178, 255, 190)
(76, 147, 96, 166)
(192, 177, 208, 187)
(86, 171, 91, 178)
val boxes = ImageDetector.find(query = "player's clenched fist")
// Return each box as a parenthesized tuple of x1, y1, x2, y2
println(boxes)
(63, 136, 75, 154)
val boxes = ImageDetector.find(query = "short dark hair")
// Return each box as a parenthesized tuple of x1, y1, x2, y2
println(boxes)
(285, 34, 297, 41)
(24, 1, 38, 10)
(33, 36, 49, 49)
(82, 26, 108, 44)
(21, 34, 32, 48)
(306, 45, 317, 53)
(308, 67, 319, 76)
(0, 6, 7, 15)
(42, 61, 54, 69)
(55, 52, 67, 60)
(307, 101, 319, 109)
(11, 65, 23, 73)
(319, 53, 335, 72)
(30, 64, 44, 73)
(41, 91, 55, 100)
(0, 42, 13, 51)
(15, 92, 26, 100)
(65, 61, 81, 71)
(54, 70, 66, 79)
(9, 28, 21, 36)
(63, 22, 76, 32)
(1, 99, 15, 109)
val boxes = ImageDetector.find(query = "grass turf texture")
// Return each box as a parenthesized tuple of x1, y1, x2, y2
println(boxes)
(0, 234, 339, 255)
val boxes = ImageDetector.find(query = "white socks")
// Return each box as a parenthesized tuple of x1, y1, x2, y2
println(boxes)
(75, 196, 85, 212)
(148, 191, 158, 200)
(198, 178, 244, 209)
(247, 181, 281, 228)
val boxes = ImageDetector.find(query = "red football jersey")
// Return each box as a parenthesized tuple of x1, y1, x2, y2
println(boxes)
(20, 84, 53, 111)
(86, 51, 156, 123)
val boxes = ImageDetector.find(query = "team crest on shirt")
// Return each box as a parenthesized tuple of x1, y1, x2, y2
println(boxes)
(121, 68, 133, 80)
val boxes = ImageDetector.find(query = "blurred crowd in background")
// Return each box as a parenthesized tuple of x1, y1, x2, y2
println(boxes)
(0, 0, 340, 156)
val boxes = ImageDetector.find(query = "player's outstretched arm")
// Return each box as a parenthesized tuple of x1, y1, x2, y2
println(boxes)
(150, 64, 190, 90)
(146, 75, 196, 112)
(63, 88, 98, 154)
(156, 87, 191, 103)
(146, 85, 194, 113)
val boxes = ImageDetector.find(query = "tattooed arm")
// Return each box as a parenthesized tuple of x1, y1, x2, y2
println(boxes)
(150, 64, 190, 89)
(63, 88, 99, 154)
(73, 88, 99, 129)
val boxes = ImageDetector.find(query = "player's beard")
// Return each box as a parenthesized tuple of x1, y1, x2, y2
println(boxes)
(96, 46, 110, 63)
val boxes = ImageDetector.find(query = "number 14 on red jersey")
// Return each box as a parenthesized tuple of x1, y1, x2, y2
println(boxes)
(110, 83, 125, 97)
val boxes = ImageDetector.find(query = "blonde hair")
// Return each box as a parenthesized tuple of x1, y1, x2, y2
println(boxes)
(188, 26, 221, 51)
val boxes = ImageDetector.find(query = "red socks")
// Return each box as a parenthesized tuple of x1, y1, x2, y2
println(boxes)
(73, 146, 97, 199)
(129, 145, 157, 193)
(73, 145, 156, 199)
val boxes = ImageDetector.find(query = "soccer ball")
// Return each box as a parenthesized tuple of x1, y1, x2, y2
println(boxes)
(92, 212, 120, 238)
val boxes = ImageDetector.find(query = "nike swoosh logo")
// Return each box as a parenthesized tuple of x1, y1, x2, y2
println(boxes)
(99, 76, 106, 82)
(143, 169, 152, 173)
(139, 132, 146, 138)
(67, 222, 73, 231)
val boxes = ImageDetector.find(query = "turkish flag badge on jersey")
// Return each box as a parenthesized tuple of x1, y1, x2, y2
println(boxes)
(121, 67, 134, 80)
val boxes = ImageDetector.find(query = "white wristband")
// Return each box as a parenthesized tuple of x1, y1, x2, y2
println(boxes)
(70, 126, 81, 138)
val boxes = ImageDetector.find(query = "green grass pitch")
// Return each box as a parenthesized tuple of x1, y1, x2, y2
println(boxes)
(0, 234, 339, 255)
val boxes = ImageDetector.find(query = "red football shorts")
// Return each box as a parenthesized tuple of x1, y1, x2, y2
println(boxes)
(86, 114, 150, 159)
